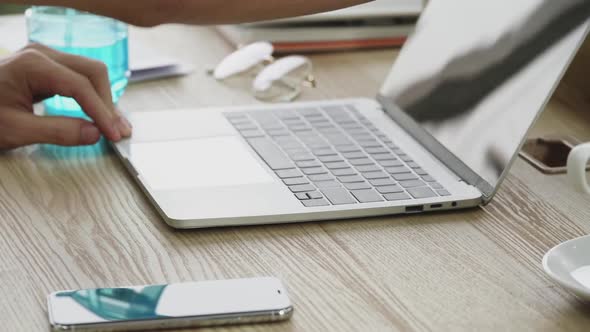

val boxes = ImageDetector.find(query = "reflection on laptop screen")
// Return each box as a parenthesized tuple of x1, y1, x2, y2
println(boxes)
(380, 0, 590, 188)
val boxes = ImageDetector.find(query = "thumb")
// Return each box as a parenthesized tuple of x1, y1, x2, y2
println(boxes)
(9, 111, 101, 147)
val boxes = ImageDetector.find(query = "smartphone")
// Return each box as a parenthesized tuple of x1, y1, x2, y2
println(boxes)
(47, 277, 293, 331)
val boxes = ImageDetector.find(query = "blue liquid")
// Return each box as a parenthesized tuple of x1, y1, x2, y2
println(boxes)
(28, 10, 129, 119)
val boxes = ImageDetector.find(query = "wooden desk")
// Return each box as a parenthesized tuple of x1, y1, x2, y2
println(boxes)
(1, 24, 589, 331)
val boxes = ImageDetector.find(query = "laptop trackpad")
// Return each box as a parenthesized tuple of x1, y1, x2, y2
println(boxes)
(129, 136, 274, 191)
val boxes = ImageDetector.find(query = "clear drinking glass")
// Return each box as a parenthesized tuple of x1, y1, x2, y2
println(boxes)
(26, 6, 129, 119)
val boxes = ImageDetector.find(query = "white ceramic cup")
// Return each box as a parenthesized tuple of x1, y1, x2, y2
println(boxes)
(567, 143, 590, 194)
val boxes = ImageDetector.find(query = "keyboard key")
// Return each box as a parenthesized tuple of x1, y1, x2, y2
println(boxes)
(267, 129, 291, 137)
(351, 133, 373, 140)
(290, 184, 316, 193)
(247, 138, 295, 170)
(369, 178, 396, 187)
(345, 182, 371, 190)
(290, 153, 315, 161)
(358, 139, 381, 148)
(407, 187, 437, 199)
(319, 155, 344, 163)
(430, 182, 444, 189)
(351, 189, 384, 203)
(349, 158, 374, 166)
(315, 180, 342, 189)
(324, 135, 352, 145)
(384, 192, 411, 201)
(338, 175, 365, 183)
(422, 175, 436, 182)
(340, 123, 363, 129)
(325, 162, 349, 170)
(400, 155, 413, 162)
(321, 188, 357, 205)
(316, 126, 338, 133)
(373, 154, 397, 161)
(385, 142, 398, 150)
(308, 191, 324, 199)
(284, 177, 308, 186)
(362, 171, 389, 179)
(295, 193, 310, 200)
(348, 127, 369, 134)
(306, 141, 330, 150)
(392, 173, 419, 181)
(399, 180, 426, 188)
(356, 164, 380, 173)
(379, 159, 404, 167)
(331, 168, 357, 176)
(385, 166, 411, 174)
(437, 189, 451, 196)
(297, 160, 321, 168)
(296, 131, 319, 139)
(285, 148, 307, 156)
(311, 122, 333, 129)
(376, 185, 404, 194)
(366, 147, 388, 154)
(260, 122, 283, 130)
(407, 162, 420, 168)
(307, 116, 328, 123)
(336, 145, 361, 153)
(415, 168, 428, 176)
(308, 174, 334, 182)
(302, 167, 328, 175)
(302, 199, 330, 207)
(276, 169, 303, 179)
(342, 151, 367, 159)
(275, 140, 301, 150)
(313, 148, 337, 156)
(377, 134, 390, 141)
(290, 125, 312, 132)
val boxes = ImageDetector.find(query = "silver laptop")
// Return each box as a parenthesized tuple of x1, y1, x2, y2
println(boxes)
(114, 0, 590, 228)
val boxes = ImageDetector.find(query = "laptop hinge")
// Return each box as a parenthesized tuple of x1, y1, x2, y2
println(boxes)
(377, 94, 494, 201)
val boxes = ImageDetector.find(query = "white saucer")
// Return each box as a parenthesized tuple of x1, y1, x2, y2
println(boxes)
(543, 234, 590, 300)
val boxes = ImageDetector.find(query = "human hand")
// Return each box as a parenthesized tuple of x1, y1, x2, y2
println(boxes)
(0, 43, 132, 150)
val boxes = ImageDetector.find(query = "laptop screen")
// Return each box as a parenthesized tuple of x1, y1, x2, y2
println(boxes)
(380, 0, 590, 193)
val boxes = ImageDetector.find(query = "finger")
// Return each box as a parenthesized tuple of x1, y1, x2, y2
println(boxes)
(25, 44, 132, 138)
(26, 44, 115, 115)
(18, 49, 122, 141)
(3, 110, 101, 147)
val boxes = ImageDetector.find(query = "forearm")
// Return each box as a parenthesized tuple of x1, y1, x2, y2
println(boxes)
(6, 0, 370, 26)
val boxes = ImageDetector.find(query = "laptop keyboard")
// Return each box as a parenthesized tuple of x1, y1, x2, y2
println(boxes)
(224, 105, 449, 207)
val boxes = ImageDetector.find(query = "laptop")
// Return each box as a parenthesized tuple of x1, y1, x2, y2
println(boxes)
(114, 0, 590, 228)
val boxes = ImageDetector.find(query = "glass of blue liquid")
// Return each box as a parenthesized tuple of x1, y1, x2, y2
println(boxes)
(26, 6, 129, 119)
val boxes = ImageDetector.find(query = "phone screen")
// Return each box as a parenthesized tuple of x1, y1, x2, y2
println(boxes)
(48, 277, 291, 328)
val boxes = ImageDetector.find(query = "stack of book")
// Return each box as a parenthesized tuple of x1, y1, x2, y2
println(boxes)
(216, 0, 425, 53)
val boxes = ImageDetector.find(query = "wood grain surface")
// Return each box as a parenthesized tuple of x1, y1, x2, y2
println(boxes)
(0, 22, 589, 332)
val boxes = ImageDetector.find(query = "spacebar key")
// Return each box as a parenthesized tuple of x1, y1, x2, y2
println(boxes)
(247, 138, 295, 170)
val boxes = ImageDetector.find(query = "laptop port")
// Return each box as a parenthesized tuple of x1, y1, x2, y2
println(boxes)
(430, 204, 443, 209)
(405, 205, 424, 213)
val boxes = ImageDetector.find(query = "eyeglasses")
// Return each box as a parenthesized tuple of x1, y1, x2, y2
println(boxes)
(210, 42, 316, 102)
